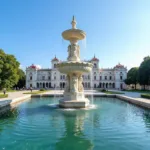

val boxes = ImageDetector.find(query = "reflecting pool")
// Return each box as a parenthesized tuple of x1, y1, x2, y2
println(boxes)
(0, 97, 150, 150)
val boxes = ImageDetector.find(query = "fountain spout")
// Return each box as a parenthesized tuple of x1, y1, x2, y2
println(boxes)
(71, 16, 77, 29)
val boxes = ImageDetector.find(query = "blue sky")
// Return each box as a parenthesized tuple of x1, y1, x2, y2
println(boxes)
(0, 0, 150, 70)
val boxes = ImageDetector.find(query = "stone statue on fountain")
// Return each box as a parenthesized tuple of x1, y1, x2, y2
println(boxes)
(67, 44, 80, 62)
(78, 75, 83, 92)
(71, 74, 78, 93)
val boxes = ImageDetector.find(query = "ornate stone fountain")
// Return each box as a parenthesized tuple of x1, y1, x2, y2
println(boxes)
(57, 16, 93, 108)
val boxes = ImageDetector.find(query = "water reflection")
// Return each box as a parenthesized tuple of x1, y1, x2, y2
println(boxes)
(0, 108, 18, 133)
(55, 110, 94, 150)
(143, 112, 150, 131)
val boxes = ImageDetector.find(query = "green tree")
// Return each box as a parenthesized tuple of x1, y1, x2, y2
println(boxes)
(0, 49, 20, 89)
(14, 69, 26, 88)
(138, 56, 150, 90)
(124, 67, 139, 89)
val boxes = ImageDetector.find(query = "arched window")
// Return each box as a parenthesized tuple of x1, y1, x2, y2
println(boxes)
(99, 83, 102, 88)
(54, 64, 56, 68)
(109, 76, 112, 80)
(43, 83, 45, 88)
(94, 63, 97, 68)
(120, 76, 123, 80)
(63, 82, 65, 88)
(30, 76, 32, 80)
(46, 83, 48, 88)
(113, 83, 115, 88)
(109, 83, 111, 88)
(106, 83, 108, 88)
(49, 83, 51, 88)
(37, 83, 39, 88)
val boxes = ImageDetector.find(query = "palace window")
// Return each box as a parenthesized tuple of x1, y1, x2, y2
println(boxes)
(100, 76, 102, 80)
(48, 76, 51, 80)
(120, 76, 123, 80)
(105, 76, 107, 80)
(54, 64, 56, 68)
(42, 76, 45, 80)
(109, 76, 112, 80)
(30, 76, 32, 80)
(54, 76, 56, 80)
(94, 76, 96, 80)
(94, 63, 97, 68)
(88, 75, 90, 80)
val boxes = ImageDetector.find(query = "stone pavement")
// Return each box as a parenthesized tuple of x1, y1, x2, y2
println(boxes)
(109, 89, 143, 98)
(0, 90, 31, 101)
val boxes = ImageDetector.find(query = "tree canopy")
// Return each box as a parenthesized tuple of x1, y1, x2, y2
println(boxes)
(124, 67, 139, 89)
(14, 69, 26, 88)
(138, 56, 150, 88)
(0, 49, 20, 89)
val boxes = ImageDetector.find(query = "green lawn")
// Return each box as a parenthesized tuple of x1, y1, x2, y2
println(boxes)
(141, 94, 150, 99)
(97, 89, 124, 94)
(0, 94, 8, 98)
(0, 89, 16, 93)
(124, 89, 150, 94)
(103, 91, 124, 94)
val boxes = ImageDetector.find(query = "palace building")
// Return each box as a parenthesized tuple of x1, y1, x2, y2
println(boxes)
(26, 55, 127, 90)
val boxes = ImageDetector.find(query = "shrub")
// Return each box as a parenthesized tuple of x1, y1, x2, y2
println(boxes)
(101, 89, 106, 92)
(141, 94, 150, 99)
(40, 88, 45, 91)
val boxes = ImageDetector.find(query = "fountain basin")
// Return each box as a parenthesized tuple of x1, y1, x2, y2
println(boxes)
(62, 29, 86, 41)
(59, 98, 90, 108)
(56, 61, 93, 74)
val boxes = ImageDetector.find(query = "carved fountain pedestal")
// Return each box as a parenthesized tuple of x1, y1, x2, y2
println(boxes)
(57, 16, 93, 108)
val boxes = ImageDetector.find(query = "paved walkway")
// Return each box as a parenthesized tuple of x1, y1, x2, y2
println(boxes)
(0, 90, 30, 101)
(109, 89, 142, 98)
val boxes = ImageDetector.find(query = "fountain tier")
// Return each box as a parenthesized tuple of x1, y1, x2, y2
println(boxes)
(57, 16, 93, 108)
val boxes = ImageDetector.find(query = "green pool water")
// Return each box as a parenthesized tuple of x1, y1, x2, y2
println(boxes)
(0, 97, 150, 150)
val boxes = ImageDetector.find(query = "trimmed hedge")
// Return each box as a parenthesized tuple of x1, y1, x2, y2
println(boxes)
(40, 88, 46, 91)
(141, 94, 150, 99)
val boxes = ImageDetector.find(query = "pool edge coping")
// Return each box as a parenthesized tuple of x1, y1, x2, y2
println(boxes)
(0, 93, 150, 115)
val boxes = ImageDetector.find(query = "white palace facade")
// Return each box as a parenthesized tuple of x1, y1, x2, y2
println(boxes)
(26, 56, 127, 90)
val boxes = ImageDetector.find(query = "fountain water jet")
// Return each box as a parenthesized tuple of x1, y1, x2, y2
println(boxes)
(56, 16, 93, 108)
